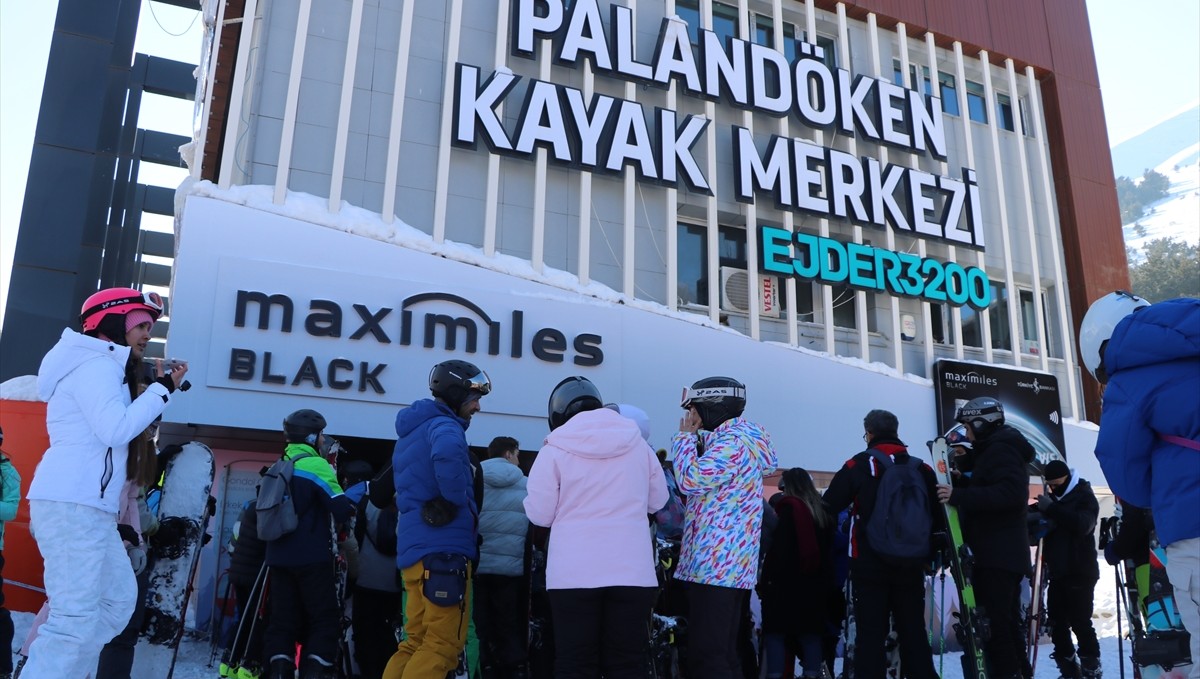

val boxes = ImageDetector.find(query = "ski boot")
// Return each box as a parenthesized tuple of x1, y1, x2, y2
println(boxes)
(1080, 656, 1101, 679)
(1051, 651, 1082, 679)
(299, 654, 338, 679)
(267, 656, 296, 679)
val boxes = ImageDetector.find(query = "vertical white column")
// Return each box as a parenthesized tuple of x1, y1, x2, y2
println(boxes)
(773, 0, 798, 346)
(622, 0, 639, 296)
(806, 0, 834, 354)
(1027, 65, 1081, 418)
(329, 0, 365, 212)
(702, 0, 719, 324)
(664, 1, 678, 309)
(867, 13, 903, 372)
(381, 0, 417, 224)
(836, 4, 869, 360)
(1006, 59, 1048, 373)
(219, 0, 260, 188)
(483, 0, 511, 256)
(579, 62, 595, 284)
(979, 50, 1021, 366)
(739, 0, 761, 338)
(530, 47, 551, 272)
(926, 33, 964, 361)
(953, 41, 993, 362)
(273, 0, 313, 204)
(433, 0, 465, 242)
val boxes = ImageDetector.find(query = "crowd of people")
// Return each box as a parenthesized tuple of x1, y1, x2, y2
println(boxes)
(1, 288, 1196, 679)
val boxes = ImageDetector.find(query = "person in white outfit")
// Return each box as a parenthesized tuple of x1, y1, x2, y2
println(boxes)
(22, 287, 188, 678)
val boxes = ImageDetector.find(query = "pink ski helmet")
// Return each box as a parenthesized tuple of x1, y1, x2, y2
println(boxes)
(80, 288, 164, 333)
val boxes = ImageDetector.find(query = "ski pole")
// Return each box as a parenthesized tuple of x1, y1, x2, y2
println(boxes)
(1115, 562, 1125, 679)
(209, 569, 234, 665)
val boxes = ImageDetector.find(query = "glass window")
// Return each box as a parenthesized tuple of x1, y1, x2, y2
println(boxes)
(1019, 97, 1034, 137)
(754, 15, 773, 48)
(831, 284, 857, 329)
(676, 0, 701, 45)
(932, 304, 948, 344)
(938, 72, 959, 117)
(996, 93, 1015, 132)
(800, 31, 838, 70)
(960, 283, 1011, 350)
(676, 223, 753, 308)
(966, 80, 988, 124)
(712, 2, 739, 45)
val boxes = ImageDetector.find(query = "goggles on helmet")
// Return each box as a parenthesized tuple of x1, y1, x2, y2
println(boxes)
(681, 385, 746, 409)
(464, 369, 492, 396)
(81, 291, 164, 322)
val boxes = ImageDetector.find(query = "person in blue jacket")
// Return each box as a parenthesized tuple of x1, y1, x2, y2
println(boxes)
(1084, 292, 1200, 679)
(262, 409, 362, 679)
(385, 360, 492, 679)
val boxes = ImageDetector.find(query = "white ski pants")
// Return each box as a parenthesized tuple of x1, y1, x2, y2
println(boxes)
(23, 499, 137, 678)
(1166, 537, 1200, 679)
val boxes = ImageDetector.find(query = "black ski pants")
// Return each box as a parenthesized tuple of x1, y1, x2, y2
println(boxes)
(0, 553, 13, 674)
(474, 573, 530, 674)
(686, 582, 748, 679)
(95, 554, 152, 679)
(263, 560, 343, 666)
(973, 567, 1025, 678)
(1047, 575, 1100, 661)
(850, 566, 939, 679)
(548, 585, 656, 679)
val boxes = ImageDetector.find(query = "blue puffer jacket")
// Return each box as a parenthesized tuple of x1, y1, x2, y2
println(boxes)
(478, 458, 528, 577)
(1095, 298, 1200, 547)
(393, 399, 478, 569)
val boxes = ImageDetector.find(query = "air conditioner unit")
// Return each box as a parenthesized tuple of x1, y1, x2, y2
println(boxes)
(720, 266, 781, 318)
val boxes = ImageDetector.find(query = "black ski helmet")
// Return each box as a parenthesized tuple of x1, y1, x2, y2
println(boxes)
(429, 360, 491, 411)
(956, 397, 1005, 438)
(547, 376, 603, 431)
(682, 376, 746, 431)
(284, 409, 327, 446)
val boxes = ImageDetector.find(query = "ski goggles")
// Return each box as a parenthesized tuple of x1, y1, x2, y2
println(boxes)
(464, 369, 492, 396)
(680, 385, 745, 409)
(81, 290, 165, 320)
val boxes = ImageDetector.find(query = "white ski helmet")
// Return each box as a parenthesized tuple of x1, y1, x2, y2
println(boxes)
(1079, 291, 1150, 383)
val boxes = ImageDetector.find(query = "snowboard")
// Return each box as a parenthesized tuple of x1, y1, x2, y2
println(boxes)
(928, 437, 989, 679)
(131, 441, 215, 678)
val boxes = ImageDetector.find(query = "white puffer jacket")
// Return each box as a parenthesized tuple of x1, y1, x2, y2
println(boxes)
(27, 328, 171, 514)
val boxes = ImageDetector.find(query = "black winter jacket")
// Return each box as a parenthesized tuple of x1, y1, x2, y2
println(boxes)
(949, 425, 1034, 575)
(1041, 475, 1100, 580)
(823, 438, 945, 574)
(229, 501, 266, 588)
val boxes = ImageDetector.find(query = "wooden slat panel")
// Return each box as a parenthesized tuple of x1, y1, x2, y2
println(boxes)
(984, 0, 1053, 70)
(1042, 0, 1101, 84)
(922, 0, 993, 55)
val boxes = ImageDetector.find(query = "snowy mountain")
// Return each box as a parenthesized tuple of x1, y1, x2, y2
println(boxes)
(1120, 142, 1200, 255)
(1111, 105, 1199, 180)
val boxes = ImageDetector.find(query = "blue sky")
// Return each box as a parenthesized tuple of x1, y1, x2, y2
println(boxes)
(1, 0, 1197, 323)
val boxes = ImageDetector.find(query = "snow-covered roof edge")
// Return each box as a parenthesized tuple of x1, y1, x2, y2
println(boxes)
(0, 375, 41, 402)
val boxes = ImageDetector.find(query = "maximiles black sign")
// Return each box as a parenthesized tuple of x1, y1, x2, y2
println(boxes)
(225, 290, 604, 395)
(933, 358, 1066, 473)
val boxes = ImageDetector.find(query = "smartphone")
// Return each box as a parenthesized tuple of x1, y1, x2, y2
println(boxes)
(164, 358, 188, 371)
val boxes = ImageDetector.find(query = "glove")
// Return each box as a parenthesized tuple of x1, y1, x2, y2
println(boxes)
(1104, 543, 1120, 566)
(127, 544, 148, 575)
(1036, 494, 1054, 512)
(421, 497, 459, 527)
(117, 523, 141, 546)
(344, 481, 368, 504)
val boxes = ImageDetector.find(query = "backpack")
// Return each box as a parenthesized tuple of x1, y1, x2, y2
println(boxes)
(355, 498, 399, 556)
(864, 449, 933, 565)
(256, 451, 314, 541)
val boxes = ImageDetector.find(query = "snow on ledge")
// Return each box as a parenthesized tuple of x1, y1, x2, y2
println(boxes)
(0, 375, 41, 402)
(184, 179, 932, 386)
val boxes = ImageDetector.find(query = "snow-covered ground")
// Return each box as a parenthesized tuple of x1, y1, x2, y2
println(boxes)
(1123, 143, 1200, 256)
(9, 554, 1179, 679)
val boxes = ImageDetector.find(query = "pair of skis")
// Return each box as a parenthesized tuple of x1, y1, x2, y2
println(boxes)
(928, 437, 989, 679)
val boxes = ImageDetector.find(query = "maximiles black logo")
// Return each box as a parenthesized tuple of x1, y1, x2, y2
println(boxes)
(226, 290, 604, 394)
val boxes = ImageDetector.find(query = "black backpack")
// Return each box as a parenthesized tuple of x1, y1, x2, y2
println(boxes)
(864, 449, 933, 565)
(355, 497, 399, 556)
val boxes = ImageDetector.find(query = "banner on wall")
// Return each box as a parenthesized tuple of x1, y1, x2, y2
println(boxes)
(933, 359, 1065, 474)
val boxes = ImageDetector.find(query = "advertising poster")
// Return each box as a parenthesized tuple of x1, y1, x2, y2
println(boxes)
(933, 359, 1066, 474)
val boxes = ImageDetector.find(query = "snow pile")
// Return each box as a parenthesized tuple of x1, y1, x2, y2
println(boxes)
(0, 375, 40, 401)
(1123, 143, 1200, 254)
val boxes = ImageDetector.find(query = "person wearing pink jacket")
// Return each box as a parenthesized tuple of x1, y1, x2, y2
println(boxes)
(523, 377, 669, 679)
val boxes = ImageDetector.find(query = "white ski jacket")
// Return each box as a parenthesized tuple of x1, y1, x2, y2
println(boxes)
(28, 328, 172, 514)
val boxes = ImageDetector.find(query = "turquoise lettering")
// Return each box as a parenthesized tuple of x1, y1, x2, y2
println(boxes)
(760, 226, 794, 275)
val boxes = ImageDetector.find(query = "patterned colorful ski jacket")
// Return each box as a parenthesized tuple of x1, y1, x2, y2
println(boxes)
(671, 417, 777, 589)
